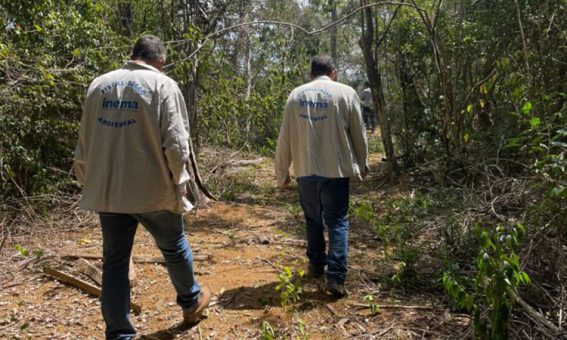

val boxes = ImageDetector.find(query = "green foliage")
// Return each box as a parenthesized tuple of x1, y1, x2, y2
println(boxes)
(294, 316, 308, 339)
(14, 244, 44, 258)
(0, 0, 125, 199)
(444, 224, 531, 339)
(15, 244, 29, 257)
(367, 136, 384, 154)
(275, 265, 304, 307)
(260, 320, 275, 340)
(197, 50, 304, 153)
(351, 192, 434, 287)
(443, 273, 474, 311)
(475, 224, 530, 339)
(363, 294, 381, 316)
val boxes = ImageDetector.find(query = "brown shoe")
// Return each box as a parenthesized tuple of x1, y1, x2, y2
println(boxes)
(305, 264, 325, 279)
(327, 281, 347, 298)
(182, 286, 211, 324)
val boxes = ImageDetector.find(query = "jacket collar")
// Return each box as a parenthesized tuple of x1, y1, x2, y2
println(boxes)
(123, 60, 162, 73)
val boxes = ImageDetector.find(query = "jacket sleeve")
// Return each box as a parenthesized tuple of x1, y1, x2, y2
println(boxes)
(348, 90, 368, 171)
(73, 114, 87, 185)
(274, 93, 294, 185)
(160, 81, 191, 187)
(73, 87, 95, 186)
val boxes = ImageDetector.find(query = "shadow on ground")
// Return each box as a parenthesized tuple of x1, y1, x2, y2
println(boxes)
(218, 280, 337, 311)
(138, 320, 201, 340)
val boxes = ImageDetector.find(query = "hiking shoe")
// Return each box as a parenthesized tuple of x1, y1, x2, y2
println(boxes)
(182, 286, 211, 324)
(306, 264, 325, 278)
(327, 281, 347, 298)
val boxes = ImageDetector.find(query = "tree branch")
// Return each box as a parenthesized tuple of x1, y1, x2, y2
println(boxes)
(165, 1, 424, 70)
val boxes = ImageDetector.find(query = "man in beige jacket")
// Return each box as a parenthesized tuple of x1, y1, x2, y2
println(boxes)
(275, 55, 368, 298)
(74, 35, 209, 339)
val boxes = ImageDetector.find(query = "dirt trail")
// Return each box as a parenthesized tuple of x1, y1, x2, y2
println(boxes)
(0, 136, 470, 339)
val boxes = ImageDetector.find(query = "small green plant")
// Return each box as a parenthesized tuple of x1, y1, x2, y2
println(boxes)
(443, 272, 474, 311)
(260, 320, 275, 340)
(294, 317, 308, 339)
(32, 249, 44, 258)
(350, 199, 375, 224)
(259, 137, 278, 156)
(284, 202, 303, 219)
(363, 294, 381, 315)
(351, 193, 432, 287)
(475, 224, 531, 339)
(391, 247, 420, 287)
(444, 223, 531, 339)
(275, 266, 304, 307)
(15, 244, 29, 257)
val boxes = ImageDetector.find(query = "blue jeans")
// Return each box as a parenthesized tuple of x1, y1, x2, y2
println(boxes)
(99, 211, 201, 340)
(297, 177, 350, 284)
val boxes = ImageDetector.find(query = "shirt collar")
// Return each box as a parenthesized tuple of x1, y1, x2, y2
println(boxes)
(123, 60, 162, 73)
(313, 75, 332, 81)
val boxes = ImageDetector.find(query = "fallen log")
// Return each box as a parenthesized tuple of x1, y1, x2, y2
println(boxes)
(43, 266, 142, 315)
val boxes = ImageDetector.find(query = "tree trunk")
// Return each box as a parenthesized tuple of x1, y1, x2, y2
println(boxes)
(243, 18, 253, 100)
(397, 42, 426, 166)
(185, 135, 215, 207)
(359, 1, 399, 179)
(118, 2, 133, 37)
(177, 0, 218, 206)
(330, 0, 338, 65)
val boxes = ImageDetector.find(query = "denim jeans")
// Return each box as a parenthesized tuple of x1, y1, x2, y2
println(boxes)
(297, 177, 350, 284)
(99, 211, 201, 340)
(363, 107, 377, 130)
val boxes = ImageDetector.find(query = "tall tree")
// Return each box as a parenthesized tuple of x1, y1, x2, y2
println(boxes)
(359, 0, 399, 179)
(329, 0, 338, 64)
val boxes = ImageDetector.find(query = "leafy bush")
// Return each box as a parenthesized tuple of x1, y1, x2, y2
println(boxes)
(0, 0, 124, 199)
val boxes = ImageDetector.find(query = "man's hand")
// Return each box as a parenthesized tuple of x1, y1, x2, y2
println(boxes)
(278, 175, 291, 189)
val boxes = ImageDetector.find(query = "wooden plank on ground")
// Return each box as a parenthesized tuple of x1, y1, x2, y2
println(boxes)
(43, 266, 142, 315)
(77, 258, 102, 285)
(76, 257, 137, 287)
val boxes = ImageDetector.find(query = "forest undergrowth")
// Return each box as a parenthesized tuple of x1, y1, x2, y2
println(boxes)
(1, 141, 564, 339)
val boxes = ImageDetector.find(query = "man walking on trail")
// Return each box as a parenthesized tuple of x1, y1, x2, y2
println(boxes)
(74, 35, 210, 339)
(360, 81, 376, 133)
(274, 55, 369, 298)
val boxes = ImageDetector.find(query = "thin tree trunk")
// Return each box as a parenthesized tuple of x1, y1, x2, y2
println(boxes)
(330, 0, 338, 65)
(118, 2, 133, 37)
(244, 20, 253, 100)
(359, 1, 398, 179)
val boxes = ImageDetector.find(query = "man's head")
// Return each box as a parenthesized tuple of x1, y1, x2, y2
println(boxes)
(131, 35, 167, 70)
(310, 55, 336, 80)
(364, 81, 370, 88)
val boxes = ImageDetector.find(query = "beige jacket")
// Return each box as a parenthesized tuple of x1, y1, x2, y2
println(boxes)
(74, 61, 193, 214)
(274, 76, 368, 185)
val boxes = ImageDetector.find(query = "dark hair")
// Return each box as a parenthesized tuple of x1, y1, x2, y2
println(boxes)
(364, 81, 370, 87)
(310, 55, 335, 77)
(131, 35, 166, 62)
